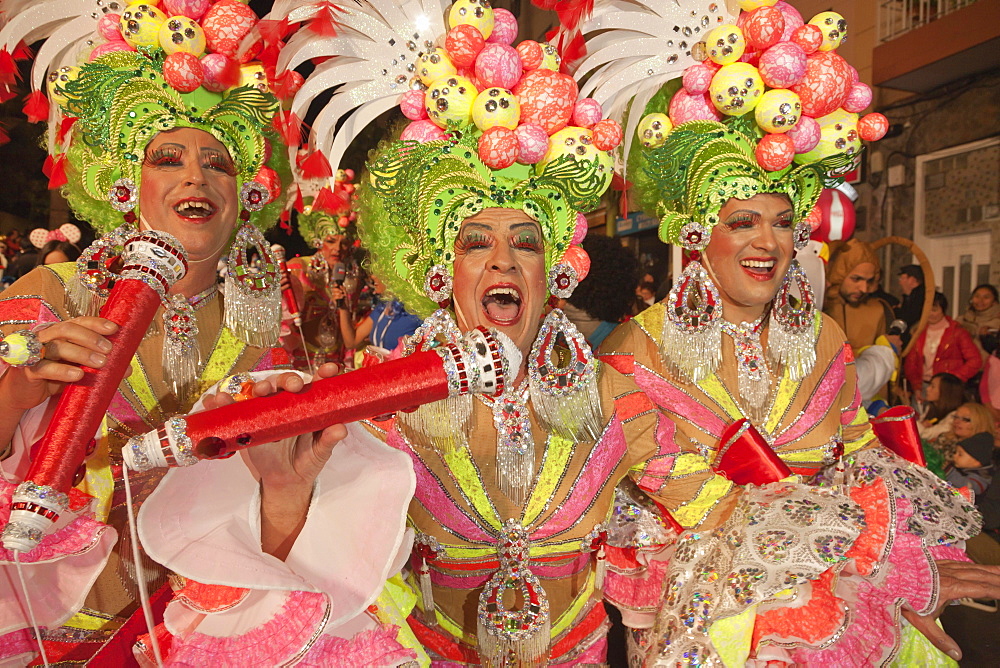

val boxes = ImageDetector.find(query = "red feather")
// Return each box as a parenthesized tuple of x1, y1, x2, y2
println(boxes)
(0, 49, 18, 85)
(0, 125, 9, 147)
(279, 210, 292, 233)
(43, 154, 68, 189)
(257, 18, 291, 47)
(307, 3, 341, 37)
(12, 42, 33, 61)
(298, 150, 333, 179)
(23, 90, 49, 124)
(0, 86, 17, 103)
(272, 110, 303, 147)
(293, 185, 305, 213)
(611, 173, 633, 215)
(310, 186, 339, 214)
(57, 117, 78, 145)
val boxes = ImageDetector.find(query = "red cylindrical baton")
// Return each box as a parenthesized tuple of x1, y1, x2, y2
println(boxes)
(123, 327, 513, 471)
(2, 231, 187, 553)
(271, 244, 301, 326)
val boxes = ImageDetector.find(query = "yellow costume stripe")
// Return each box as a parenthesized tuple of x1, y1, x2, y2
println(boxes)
(524, 434, 573, 525)
(674, 474, 733, 528)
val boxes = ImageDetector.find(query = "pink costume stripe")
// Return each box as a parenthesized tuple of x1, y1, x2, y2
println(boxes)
(638, 414, 680, 492)
(107, 389, 146, 433)
(535, 417, 627, 541)
(387, 429, 492, 542)
(634, 364, 726, 439)
(774, 347, 847, 447)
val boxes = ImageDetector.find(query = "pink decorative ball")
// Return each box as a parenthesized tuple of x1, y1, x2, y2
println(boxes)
(591, 119, 622, 151)
(516, 40, 543, 70)
(445, 24, 485, 68)
(755, 133, 796, 171)
(514, 69, 578, 134)
(400, 89, 428, 120)
(787, 115, 821, 153)
(254, 165, 281, 203)
(563, 245, 591, 281)
(738, 49, 761, 67)
(163, 0, 210, 21)
(791, 50, 852, 118)
(804, 204, 823, 231)
(90, 39, 134, 60)
(669, 88, 723, 124)
(847, 66, 860, 85)
(758, 41, 807, 88)
(571, 212, 588, 244)
(97, 14, 123, 41)
(200, 53, 240, 91)
(791, 24, 823, 54)
(843, 82, 872, 113)
(475, 44, 521, 90)
(682, 62, 717, 95)
(201, 0, 257, 57)
(400, 119, 448, 143)
(774, 1, 805, 41)
(515, 123, 549, 164)
(743, 6, 785, 51)
(478, 126, 519, 169)
(572, 98, 603, 128)
(163, 52, 204, 92)
(487, 8, 518, 45)
(858, 112, 889, 141)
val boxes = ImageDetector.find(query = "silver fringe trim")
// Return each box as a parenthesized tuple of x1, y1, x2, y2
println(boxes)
(222, 273, 282, 348)
(492, 384, 534, 507)
(659, 261, 722, 383)
(721, 318, 771, 425)
(767, 260, 818, 381)
(162, 294, 201, 399)
(397, 394, 472, 452)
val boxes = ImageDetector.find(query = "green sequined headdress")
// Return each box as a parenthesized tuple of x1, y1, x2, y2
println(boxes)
(56, 51, 288, 234)
(358, 127, 611, 319)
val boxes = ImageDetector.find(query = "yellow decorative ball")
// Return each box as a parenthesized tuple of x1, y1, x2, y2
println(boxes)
(754, 89, 802, 133)
(539, 126, 613, 176)
(809, 11, 848, 51)
(709, 62, 764, 116)
(46, 65, 81, 106)
(119, 4, 167, 48)
(537, 42, 561, 71)
(637, 113, 673, 148)
(794, 109, 860, 164)
(159, 15, 207, 56)
(240, 63, 269, 93)
(448, 0, 494, 41)
(417, 48, 458, 87)
(736, 0, 779, 9)
(425, 75, 478, 128)
(705, 24, 746, 65)
(472, 87, 519, 130)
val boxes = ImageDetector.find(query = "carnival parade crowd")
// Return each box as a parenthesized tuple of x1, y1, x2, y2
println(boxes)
(1, 0, 999, 666)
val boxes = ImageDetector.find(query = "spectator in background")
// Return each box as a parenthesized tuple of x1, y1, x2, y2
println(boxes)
(34, 240, 81, 266)
(918, 372, 966, 440)
(635, 281, 656, 312)
(945, 431, 994, 496)
(903, 291, 982, 401)
(563, 234, 639, 349)
(925, 401, 996, 474)
(959, 284, 1000, 361)
(895, 264, 926, 332)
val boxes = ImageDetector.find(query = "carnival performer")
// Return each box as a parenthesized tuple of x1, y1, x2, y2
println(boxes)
(281, 169, 362, 370)
(0, 2, 416, 664)
(575, 1, 1000, 664)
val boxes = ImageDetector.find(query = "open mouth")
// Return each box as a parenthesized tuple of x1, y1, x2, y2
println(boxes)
(739, 258, 777, 281)
(173, 198, 217, 220)
(481, 284, 523, 326)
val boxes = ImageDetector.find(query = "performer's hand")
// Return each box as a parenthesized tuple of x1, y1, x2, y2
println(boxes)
(1, 317, 121, 411)
(901, 560, 1000, 661)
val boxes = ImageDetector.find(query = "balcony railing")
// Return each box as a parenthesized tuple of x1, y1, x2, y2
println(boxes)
(878, 0, 980, 42)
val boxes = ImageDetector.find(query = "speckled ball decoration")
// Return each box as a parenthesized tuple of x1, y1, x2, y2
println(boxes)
(239, 62, 268, 93)
(541, 126, 612, 176)
(858, 113, 889, 141)
(515, 123, 549, 164)
(572, 98, 603, 128)
(90, 40, 134, 61)
(514, 69, 577, 134)
(478, 126, 519, 169)
(842, 82, 872, 113)
(97, 14, 123, 41)
(401, 89, 429, 120)
(488, 8, 518, 45)
(737, 0, 779, 9)
(709, 62, 764, 115)
(538, 42, 561, 71)
(791, 50, 851, 118)
(448, 0, 494, 40)
(119, 4, 167, 48)
(163, 51, 204, 92)
(804, 203, 823, 231)
(163, 0, 209, 21)
(809, 11, 847, 52)
(425, 75, 478, 128)
(417, 48, 458, 86)
(758, 41, 806, 88)
(591, 119, 622, 151)
(682, 61, 719, 95)
(794, 109, 859, 164)
(791, 24, 823, 54)
(787, 114, 821, 153)
(516, 40, 543, 70)
(159, 15, 207, 56)
(445, 24, 486, 67)
(637, 113, 673, 148)
(669, 88, 723, 124)
(571, 212, 589, 244)
(472, 87, 519, 130)
(46, 66, 81, 106)
(773, 1, 805, 41)
(743, 6, 784, 50)
(754, 88, 801, 133)
(563, 245, 591, 281)
(201, 0, 257, 58)
(200, 53, 239, 91)
(755, 132, 795, 170)
(706, 24, 747, 65)
(474, 43, 521, 90)
(401, 119, 449, 143)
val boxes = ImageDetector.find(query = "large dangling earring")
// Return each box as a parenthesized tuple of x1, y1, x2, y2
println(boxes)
(546, 262, 578, 299)
(224, 217, 281, 348)
(424, 264, 453, 307)
(768, 259, 818, 380)
(528, 308, 602, 442)
(70, 222, 136, 317)
(792, 221, 812, 251)
(660, 258, 722, 383)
